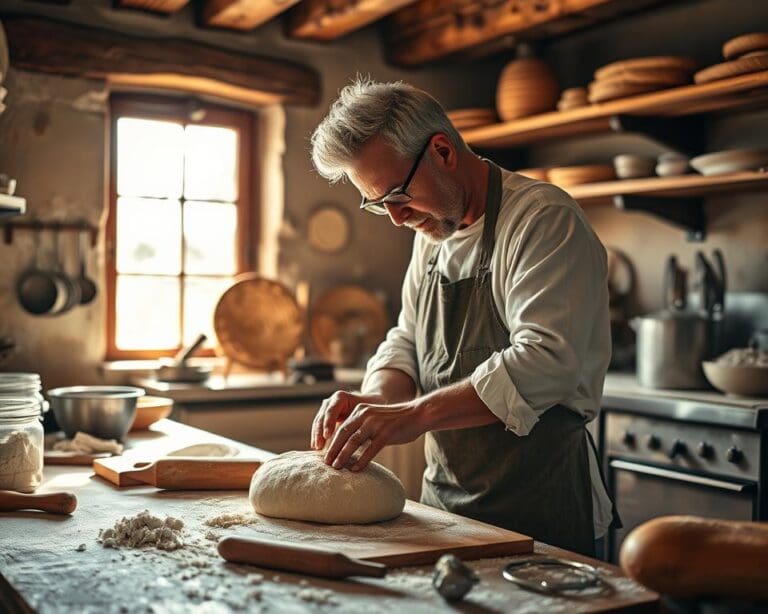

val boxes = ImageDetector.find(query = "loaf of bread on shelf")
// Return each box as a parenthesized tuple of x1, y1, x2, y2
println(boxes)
(620, 515, 768, 600)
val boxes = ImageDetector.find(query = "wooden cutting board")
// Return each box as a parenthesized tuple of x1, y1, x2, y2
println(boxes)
(93, 456, 267, 489)
(235, 500, 533, 567)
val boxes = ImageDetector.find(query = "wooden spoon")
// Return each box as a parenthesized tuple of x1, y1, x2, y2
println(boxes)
(0, 490, 78, 514)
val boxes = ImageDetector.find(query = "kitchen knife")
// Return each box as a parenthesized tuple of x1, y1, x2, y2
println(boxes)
(218, 535, 388, 579)
(122, 457, 263, 489)
(0, 490, 77, 514)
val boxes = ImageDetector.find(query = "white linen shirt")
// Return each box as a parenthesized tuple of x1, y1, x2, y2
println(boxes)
(363, 168, 614, 538)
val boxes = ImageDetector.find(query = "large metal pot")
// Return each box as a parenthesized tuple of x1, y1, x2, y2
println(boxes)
(631, 312, 713, 389)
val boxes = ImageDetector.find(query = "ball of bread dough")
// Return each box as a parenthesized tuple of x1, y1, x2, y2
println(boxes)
(249, 450, 405, 524)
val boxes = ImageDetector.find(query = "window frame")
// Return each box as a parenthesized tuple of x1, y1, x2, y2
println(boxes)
(106, 94, 256, 360)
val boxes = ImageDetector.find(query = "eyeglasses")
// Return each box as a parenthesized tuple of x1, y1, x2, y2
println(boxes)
(359, 136, 433, 215)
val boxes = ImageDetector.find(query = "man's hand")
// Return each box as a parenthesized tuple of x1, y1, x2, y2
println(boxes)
(310, 390, 386, 452)
(320, 400, 426, 472)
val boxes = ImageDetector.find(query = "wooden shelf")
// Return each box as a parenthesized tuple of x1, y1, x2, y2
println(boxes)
(462, 70, 768, 149)
(566, 171, 768, 204)
(0, 194, 26, 219)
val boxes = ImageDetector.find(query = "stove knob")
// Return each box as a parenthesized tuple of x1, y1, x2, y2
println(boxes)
(622, 431, 636, 447)
(697, 442, 714, 459)
(669, 439, 687, 459)
(726, 447, 744, 464)
(646, 435, 661, 451)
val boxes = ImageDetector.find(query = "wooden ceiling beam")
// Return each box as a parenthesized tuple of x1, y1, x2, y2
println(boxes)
(386, 0, 667, 66)
(287, 0, 419, 41)
(202, 0, 302, 31)
(115, 0, 190, 14)
(2, 16, 320, 107)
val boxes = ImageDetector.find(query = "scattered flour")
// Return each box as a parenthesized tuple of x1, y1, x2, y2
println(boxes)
(297, 587, 336, 606)
(99, 510, 185, 550)
(205, 513, 259, 528)
(0, 430, 43, 492)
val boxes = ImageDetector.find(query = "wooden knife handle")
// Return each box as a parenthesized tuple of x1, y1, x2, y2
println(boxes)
(0, 490, 77, 514)
(218, 536, 388, 579)
(152, 458, 263, 489)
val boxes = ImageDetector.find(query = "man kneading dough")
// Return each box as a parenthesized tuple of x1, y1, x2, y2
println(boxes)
(249, 450, 405, 524)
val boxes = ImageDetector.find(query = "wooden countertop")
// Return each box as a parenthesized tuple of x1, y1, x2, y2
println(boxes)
(0, 421, 658, 613)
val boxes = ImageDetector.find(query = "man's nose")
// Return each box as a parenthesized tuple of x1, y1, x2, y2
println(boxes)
(385, 203, 411, 227)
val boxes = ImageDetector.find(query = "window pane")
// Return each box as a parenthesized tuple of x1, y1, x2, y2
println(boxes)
(184, 125, 238, 201)
(117, 118, 184, 198)
(184, 201, 238, 275)
(116, 275, 180, 350)
(117, 197, 181, 274)
(183, 276, 234, 347)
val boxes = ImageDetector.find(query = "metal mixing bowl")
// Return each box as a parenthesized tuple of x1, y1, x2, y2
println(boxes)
(46, 386, 145, 440)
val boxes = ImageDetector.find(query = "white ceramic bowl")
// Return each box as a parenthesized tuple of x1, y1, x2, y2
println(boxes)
(702, 362, 768, 397)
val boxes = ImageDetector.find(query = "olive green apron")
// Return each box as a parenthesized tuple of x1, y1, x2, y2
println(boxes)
(414, 162, 609, 556)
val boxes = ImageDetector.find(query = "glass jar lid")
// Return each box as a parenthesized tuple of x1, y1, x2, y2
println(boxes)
(0, 397, 43, 420)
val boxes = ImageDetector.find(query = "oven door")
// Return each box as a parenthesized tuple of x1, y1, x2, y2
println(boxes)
(607, 458, 757, 563)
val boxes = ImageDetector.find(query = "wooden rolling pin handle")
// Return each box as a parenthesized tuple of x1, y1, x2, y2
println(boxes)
(0, 490, 78, 514)
(218, 536, 388, 579)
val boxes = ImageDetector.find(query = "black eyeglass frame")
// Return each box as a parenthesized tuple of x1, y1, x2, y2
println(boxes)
(359, 135, 435, 215)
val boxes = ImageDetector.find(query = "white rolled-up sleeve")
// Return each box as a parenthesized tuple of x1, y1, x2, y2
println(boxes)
(470, 201, 606, 436)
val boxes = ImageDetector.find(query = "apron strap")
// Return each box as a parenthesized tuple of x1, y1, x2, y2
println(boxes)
(477, 161, 503, 278)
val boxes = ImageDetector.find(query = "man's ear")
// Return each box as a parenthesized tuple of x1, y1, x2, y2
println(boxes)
(431, 133, 458, 170)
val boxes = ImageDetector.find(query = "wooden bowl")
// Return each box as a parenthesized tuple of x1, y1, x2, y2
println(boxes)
(130, 395, 174, 431)
(496, 57, 559, 120)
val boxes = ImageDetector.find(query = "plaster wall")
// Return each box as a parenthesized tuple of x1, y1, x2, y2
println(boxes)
(0, 1, 504, 386)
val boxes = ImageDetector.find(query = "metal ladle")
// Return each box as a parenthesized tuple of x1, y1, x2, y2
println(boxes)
(75, 229, 97, 305)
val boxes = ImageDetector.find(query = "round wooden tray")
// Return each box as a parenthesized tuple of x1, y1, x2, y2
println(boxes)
(548, 165, 615, 186)
(309, 285, 388, 366)
(213, 274, 304, 370)
(694, 53, 768, 84)
(723, 32, 768, 60)
(594, 56, 697, 81)
(594, 66, 692, 87)
(588, 80, 666, 104)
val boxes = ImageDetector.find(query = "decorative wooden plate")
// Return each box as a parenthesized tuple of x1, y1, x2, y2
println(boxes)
(307, 205, 350, 254)
(594, 56, 698, 81)
(548, 165, 615, 187)
(588, 80, 667, 104)
(723, 32, 768, 60)
(694, 54, 768, 84)
(213, 274, 304, 370)
(309, 285, 388, 366)
(594, 67, 692, 87)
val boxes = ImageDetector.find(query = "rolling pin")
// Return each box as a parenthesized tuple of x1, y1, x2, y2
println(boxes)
(0, 490, 77, 514)
(218, 536, 388, 579)
(122, 458, 262, 490)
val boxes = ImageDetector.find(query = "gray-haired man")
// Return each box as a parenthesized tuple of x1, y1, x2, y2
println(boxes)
(309, 78, 619, 556)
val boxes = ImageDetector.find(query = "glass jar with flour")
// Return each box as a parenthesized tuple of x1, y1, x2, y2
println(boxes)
(0, 397, 44, 492)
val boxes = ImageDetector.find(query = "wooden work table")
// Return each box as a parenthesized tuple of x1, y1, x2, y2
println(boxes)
(0, 421, 658, 613)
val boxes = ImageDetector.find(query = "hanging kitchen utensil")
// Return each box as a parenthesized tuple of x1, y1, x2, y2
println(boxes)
(213, 274, 303, 371)
(75, 228, 97, 305)
(16, 231, 64, 315)
(663, 254, 687, 311)
(502, 557, 612, 596)
(156, 333, 211, 383)
(50, 228, 80, 314)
